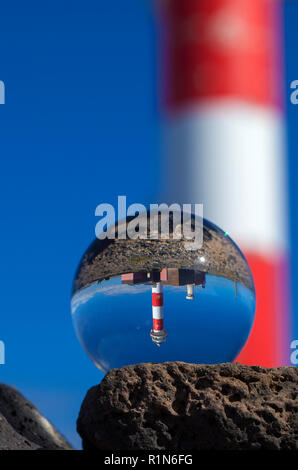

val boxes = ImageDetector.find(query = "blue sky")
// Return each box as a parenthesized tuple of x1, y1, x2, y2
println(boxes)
(0, 0, 298, 448)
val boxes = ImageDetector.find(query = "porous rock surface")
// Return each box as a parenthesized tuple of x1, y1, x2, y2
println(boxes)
(77, 362, 298, 450)
(0, 384, 72, 450)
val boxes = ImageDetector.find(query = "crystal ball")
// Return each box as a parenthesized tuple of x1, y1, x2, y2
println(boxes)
(71, 212, 255, 372)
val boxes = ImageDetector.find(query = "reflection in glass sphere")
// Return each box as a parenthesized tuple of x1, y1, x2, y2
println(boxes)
(71, 212, 255, 372)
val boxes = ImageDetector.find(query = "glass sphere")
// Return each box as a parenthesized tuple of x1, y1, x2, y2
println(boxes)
(71, 212, 255, 372)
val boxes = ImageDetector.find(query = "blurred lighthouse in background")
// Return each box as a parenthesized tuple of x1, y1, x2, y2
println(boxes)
(156, 0, 291, 366)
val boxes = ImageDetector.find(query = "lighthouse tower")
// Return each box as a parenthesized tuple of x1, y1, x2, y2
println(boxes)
(150, 282, 167, 346)
(156, 0, 291, 366)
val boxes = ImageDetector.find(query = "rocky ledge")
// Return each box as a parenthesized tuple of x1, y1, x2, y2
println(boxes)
(0, 384, 72, 450)
(77, 362, 298, 450)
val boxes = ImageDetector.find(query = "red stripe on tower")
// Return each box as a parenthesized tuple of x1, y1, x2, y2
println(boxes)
(157, 0, 291, 366)
(153, 318, 164, 331)
(152, 291, 164, 307)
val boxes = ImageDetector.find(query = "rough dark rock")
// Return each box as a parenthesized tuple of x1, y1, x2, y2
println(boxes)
(0, 414, 40, 450)
(0, 384, 72, 450)
(77, 362, 298, 450)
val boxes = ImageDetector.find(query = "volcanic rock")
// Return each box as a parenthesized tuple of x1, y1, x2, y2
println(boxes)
(77, 362, 298, 450)
(0, 384, 72, 450)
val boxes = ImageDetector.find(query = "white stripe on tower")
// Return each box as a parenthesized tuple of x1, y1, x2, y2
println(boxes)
(157, 0, 291, 366)
(164, 103, 287, 256)
(150, 282, 167, 346)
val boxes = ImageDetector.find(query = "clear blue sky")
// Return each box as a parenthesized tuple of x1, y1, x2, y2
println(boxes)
(0, 1, 297, 448)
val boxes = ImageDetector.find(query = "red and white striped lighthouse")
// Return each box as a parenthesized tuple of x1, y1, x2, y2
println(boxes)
(151, 282, 167, 346)
(156, 0, 291, 366)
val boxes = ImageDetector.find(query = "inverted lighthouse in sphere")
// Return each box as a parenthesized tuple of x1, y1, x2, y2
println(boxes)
(150, 282, 167, 346)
